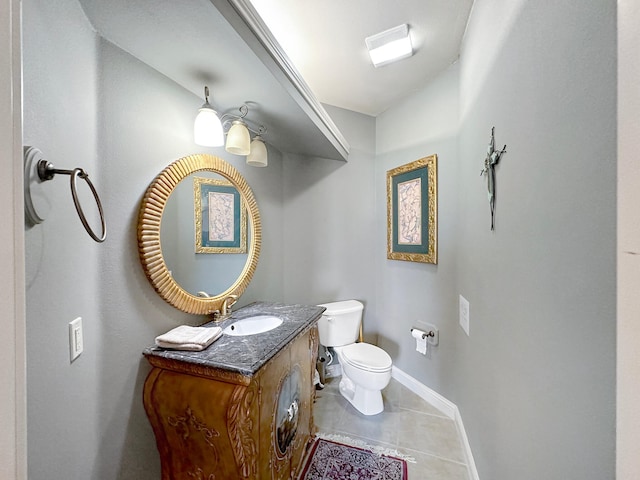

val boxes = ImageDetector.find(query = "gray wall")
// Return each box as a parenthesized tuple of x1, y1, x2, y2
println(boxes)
(23, 1, 285, 478)
(376, 1, 616, 479)
(282, 105, 378, 340)
(457, 2, 615, 478)
(23, 0, 101, 478)
(23, 0, 616, 479)
(375, 63, 460, 385)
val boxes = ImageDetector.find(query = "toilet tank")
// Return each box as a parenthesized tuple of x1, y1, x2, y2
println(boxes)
(317, 300, 363, 347)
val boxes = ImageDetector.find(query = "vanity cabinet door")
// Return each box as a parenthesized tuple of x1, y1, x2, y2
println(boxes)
(256, 325, 318, 479)
(258, 345, 292, 479)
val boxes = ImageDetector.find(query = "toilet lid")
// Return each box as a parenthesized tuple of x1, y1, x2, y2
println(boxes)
(341, 343, 392, 372)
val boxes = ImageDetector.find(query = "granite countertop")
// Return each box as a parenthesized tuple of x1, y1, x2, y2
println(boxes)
(143, 301, 325, 377)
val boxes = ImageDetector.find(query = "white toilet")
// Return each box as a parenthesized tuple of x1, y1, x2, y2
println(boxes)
(317, 300, 392, 416)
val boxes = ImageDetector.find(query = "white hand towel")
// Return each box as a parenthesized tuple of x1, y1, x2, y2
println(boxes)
(155, 325, 222, 351)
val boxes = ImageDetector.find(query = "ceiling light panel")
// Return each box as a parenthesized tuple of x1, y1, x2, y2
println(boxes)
(365, 24, 413, 68)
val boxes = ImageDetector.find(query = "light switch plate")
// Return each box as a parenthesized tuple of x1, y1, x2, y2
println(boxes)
(459, 295, 470, 336)
(69, 317, 83, 362)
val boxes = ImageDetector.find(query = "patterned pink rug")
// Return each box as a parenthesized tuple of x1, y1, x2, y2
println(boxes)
(298, 438, 408, 479)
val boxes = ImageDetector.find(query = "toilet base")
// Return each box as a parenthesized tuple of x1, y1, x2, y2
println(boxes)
(339, 375, 384, 416)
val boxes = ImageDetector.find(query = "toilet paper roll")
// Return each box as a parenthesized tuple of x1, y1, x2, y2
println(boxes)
(412, 328, 427, 355)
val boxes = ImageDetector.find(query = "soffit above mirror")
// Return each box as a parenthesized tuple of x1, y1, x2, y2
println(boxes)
(77, 0, 349, 161)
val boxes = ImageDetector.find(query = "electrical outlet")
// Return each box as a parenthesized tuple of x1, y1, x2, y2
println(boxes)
(69, 317, 83, 362)
(459, 295, 470, 336)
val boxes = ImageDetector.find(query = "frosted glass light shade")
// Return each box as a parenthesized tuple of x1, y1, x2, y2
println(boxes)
(365, 24, 413, 68)
(194, 104, 224, 146)
(246, 135, 268, 167)
(225, 120, 251, 155)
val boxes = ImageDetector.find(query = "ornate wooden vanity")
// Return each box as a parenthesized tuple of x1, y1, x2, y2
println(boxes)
(142, 302, 322, 479)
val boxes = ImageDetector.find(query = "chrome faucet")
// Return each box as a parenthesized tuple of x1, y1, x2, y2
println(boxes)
(220, 295, 238, 317)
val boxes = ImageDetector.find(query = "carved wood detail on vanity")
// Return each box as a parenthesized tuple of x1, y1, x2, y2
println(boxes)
(167, 407, 220, 478)
(143, 324, 319, 479)
(167, 406, 220, 450)
(228, 381, 259, 477)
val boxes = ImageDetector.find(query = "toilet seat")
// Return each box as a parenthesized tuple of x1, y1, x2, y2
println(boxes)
(341, 343, 392, 373)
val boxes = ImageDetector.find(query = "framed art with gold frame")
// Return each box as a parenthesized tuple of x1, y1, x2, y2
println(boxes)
(194, 176, 247, 254)
(387, 155, 437, 264)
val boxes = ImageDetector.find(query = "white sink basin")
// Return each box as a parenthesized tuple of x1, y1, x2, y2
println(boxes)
(223, 315, 283, 336)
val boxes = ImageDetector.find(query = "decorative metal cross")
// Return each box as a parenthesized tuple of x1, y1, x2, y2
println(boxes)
(480, 127, 507, 230)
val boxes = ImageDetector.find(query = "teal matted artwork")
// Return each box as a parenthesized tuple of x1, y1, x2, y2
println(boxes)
(386, 155, 437, 264)
(194, 177, 247, 254)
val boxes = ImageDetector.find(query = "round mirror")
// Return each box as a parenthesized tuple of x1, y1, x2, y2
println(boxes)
(137, 154, 261, 315)
(161, 171, 251, 296)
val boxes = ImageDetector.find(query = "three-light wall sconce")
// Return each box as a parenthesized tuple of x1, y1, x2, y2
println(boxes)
(194, 86, 268, 167)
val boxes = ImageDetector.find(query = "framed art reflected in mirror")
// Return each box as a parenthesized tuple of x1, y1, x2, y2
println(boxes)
(194, 177, 247, 254)
(386, 154, 438, 264)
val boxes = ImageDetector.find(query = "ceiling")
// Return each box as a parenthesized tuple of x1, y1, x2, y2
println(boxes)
(76, 0, 473, 160)
(78, 0, 349, 160)
(249, 0, 474, 116)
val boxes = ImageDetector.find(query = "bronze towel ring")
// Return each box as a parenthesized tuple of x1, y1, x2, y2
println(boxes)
(24, 146, 106, 243)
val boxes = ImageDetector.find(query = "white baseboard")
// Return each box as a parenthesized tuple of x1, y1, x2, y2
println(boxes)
(391, 366, 456, 419)
(391, 366, 480, 480)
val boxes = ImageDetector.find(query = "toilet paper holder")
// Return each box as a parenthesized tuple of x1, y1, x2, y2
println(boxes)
(410, 327, 435, 339)
(411, 326, 439, 347)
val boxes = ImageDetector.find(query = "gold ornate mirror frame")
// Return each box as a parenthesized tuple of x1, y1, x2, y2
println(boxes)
(137, 154, 261, 315)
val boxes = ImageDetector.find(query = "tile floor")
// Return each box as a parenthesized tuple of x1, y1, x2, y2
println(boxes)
(313, 376, 470, 479)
